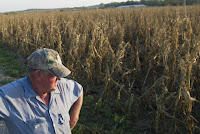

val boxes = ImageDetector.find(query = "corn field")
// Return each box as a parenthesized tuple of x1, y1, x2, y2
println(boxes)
(0, 5, 200, 133)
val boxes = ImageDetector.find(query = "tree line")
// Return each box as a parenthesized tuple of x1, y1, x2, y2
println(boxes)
(103, 0, 200, 8)
(140, 0, 200, 6)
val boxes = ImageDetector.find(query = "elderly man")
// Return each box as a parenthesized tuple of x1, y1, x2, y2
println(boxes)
(0, 48, 83, 134)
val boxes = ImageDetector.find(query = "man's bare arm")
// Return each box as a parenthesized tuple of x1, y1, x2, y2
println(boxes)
(70, 92, 83, 130)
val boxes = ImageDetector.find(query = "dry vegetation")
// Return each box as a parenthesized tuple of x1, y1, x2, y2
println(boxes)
(0, 5, 200, 133)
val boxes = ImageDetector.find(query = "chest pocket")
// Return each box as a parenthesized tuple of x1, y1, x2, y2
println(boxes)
(24, 117, 47, 134)
(56, 113, 71, 134)
(53, 94, 71, 133)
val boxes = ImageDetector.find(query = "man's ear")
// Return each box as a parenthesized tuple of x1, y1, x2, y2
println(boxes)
(34, 70, 42, 80)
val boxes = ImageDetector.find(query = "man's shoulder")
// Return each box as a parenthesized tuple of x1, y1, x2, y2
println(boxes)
(58, 78, 83, 88)
(57, 78, 83, 95)
(0, 77, 26, 96)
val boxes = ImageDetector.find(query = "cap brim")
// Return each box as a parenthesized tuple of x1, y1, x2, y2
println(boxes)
(48, 64, 71, 78)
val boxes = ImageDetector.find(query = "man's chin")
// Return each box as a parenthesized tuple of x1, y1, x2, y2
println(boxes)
(51, 88, 57, 91)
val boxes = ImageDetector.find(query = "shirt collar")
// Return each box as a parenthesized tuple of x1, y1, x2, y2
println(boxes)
(24, 75, 38, 99)
(54, 88, 60, 94)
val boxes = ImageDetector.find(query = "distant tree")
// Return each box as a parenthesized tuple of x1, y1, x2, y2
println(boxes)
(110, 2, 121, 7)
(100, 3, 105, 8)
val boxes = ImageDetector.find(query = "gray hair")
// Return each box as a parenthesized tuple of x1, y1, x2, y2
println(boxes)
(28, 67, 49, 75)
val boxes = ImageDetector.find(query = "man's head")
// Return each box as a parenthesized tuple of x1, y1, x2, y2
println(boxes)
(27, 48, 71, 78)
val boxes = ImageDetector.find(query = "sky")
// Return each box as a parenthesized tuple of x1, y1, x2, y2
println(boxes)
(0, 0, 128, 13)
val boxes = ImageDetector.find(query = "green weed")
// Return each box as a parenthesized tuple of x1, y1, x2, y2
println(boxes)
(0, 44, 27, 78)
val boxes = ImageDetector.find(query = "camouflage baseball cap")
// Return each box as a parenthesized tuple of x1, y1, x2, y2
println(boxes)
(27, 48, 71, 78)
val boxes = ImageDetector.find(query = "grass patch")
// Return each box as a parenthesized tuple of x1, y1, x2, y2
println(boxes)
(72, 94, 140, 134)
(0, 78, 14, 85)
(0, 43, 27, 78)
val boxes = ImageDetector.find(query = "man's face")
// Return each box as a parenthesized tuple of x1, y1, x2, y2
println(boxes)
(39, 71, 61, 93)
